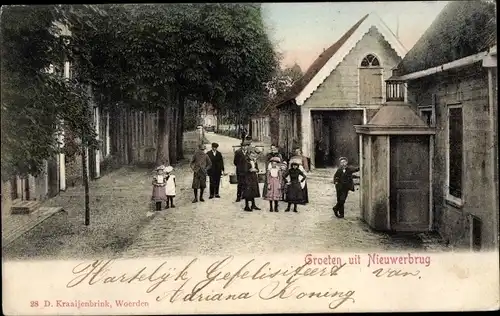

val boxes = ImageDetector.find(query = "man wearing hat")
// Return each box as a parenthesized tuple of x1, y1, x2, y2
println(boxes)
(190, 143, 212, 203)
(207, 142, 225, 199)
(233, 138, 251, 202)
(332, 157, 359, 218)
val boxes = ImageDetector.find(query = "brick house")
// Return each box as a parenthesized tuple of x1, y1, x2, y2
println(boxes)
(276, 13, 407, 168)
(382, 1, 497, 249)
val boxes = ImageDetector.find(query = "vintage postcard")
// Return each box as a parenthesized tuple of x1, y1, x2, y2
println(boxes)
(1, 1, 498, 314)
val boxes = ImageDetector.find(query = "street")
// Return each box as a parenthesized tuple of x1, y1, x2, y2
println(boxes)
(3, 132, 447, 261)
(123, 133, 446, 258)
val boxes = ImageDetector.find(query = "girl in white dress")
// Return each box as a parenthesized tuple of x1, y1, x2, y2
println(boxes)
(164, 165, 176, 209)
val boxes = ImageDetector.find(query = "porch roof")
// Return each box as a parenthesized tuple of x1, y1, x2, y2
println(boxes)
(355, 104, 435, 135)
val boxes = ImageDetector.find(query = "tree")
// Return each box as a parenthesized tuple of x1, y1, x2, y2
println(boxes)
(61, 4, 279, 166)
(265, 63, 304, 102)
(1, 5, 95, 181)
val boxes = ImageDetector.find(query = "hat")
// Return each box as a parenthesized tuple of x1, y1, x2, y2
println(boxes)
(269, 156, 281, 163)
(165, 166, 173, 173)
(211, 142, 219, 148)
(156, 165, 166, 171)
(241, 139, 251, 146)
(289, 156, 303, 165)
(339, 157, 348, 162)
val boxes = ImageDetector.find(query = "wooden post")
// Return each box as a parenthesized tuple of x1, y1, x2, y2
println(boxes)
(106, 112, 111, 157)
(94, 106, 101, 178)
(58, 124, 66, 191)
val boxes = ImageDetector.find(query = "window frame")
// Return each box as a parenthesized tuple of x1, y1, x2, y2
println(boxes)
(445, 104, 464, 207)
(418, 105, 436, 127)
(358, 54, 384, 105)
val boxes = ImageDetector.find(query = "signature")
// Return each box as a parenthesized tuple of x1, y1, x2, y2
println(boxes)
(372, 267, 421, 278)
(66, 256, 355, 310)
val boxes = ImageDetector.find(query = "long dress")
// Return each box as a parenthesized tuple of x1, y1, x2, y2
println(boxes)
(242, 159, 260, 199)
(152, 175, 168, 201)
(191, 150, 212, 189)
(284, 168, 306, 203)
(164, 174, 176, 197)
(263, 152, 283, 198)
(290, 155, 310, 204)
(263, 167, 283, 201)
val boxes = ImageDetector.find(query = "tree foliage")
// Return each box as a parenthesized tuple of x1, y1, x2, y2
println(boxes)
(62, 3, 278, 116)
(266, 63, 303, 102)
(1, 5, 95, 179)
(1, 3, 279, 176)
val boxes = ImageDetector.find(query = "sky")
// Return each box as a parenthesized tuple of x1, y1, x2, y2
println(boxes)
(261, 1, 450, 70)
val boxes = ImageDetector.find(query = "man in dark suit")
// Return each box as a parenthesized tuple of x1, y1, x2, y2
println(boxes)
(207, 142, 224, 199)
(233, 139, 250, 202)
(332, 157, 359, 218)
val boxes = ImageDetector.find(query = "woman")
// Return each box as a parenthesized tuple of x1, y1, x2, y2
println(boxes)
(283, 161, 307, 212)
(242, 150, 261, 212)
(289, 148, 309, 205)
(265, 144, 283, 171)
(263, 156, 284, 212)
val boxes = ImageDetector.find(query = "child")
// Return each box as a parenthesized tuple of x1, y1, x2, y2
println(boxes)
(164, 165, 176, 209)
(283, 160, 307, 213)
(263, 156, 283, 212)
(151, 165, 167, 211)
(242, 150, 261, 212)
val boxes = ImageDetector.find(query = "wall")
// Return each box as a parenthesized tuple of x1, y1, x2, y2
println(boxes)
(407, 63, 498, 250)
(300, 26, 403, 159)
(203, 114, 217, 127)
(303, 27, 402, 109)
(370, 135, 390, 229)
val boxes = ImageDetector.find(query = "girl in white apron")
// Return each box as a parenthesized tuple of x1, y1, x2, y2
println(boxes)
(164, 165, 176, 209)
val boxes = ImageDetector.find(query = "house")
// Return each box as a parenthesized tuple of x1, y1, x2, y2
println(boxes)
(377, 1, 497, 250)
(250, 102, 279, 144)
(2, 31, 113, 213)
(200, 103, 217, 131)
(276, 13, 407, 168)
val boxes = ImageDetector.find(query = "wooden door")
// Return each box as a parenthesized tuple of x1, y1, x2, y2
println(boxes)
(390, 136, 430, 231)
(359, 68, 383, 104)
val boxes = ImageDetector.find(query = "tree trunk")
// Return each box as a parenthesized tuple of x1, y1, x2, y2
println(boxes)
(82, 145, 90, 226)
(177, 94, 185, 160)
(155, 107, 170, 166)
(109, 107, 117, 156)
(168, 90, 178, 165)
(118, 109, 124, 164)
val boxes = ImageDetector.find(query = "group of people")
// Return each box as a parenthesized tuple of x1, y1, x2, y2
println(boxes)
(151, 138, 359, 218)
(234, 140, 310, 213)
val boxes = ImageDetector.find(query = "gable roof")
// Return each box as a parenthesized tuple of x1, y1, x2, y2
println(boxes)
(276, 13, 407, 108)
(396, 0, 497, 76)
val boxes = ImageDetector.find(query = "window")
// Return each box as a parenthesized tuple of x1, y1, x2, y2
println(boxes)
(360, 54, 380, 67)
(447, 106, 463, 203)
(359, 54, 383, 104)
(418, 106, 435, 127)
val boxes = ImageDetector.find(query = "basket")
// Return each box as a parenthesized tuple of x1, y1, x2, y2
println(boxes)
(229, 174, 238, 184)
